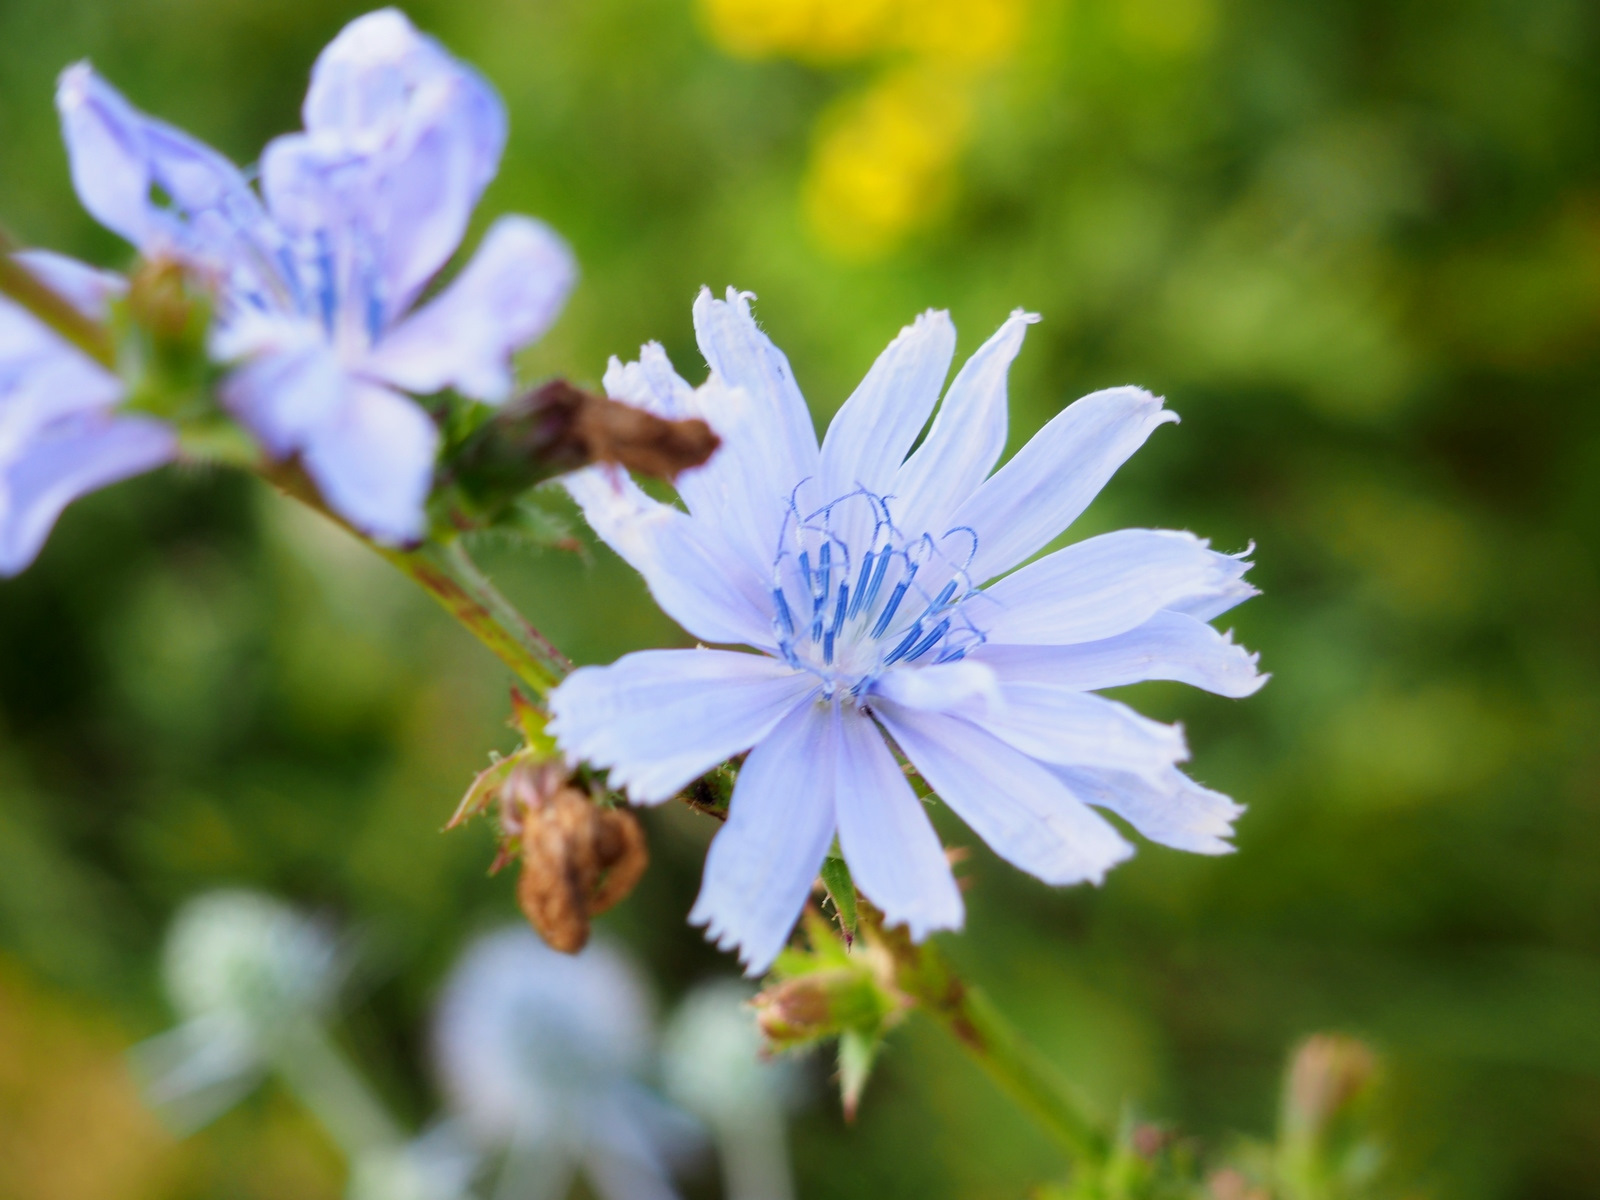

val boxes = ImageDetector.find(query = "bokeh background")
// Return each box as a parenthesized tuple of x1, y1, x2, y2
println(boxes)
(1, 0, 1598, 1195)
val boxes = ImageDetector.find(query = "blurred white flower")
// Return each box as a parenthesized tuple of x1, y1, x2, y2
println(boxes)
(662, 982, 798, 1200)
(130, 889, 344, 1133)
(163, 888, 342, 1031)
(432, 927, 699, 1200)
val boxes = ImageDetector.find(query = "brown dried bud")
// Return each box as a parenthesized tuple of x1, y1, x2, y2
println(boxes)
(751, 968, 890, 1047)
(504, 762, 649, 954)
(1282, 1033, 1378, 1143)
(446, 380, 720, 520)
(566, 383, 720, 481)
(127, 257, 210, 350)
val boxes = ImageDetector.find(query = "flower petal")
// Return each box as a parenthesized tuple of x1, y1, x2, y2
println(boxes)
(125, 1015, 264, 1135)
(300, 9, 506, 313)
(1052, 765, 1243, 856)
(818, 309, 955, 499)
(692, 288, 819, 489)
(952, 386, 1178, 584)
(218, 321, 347, 459)
(300, 381, 438, 545)
(302, 9, 503, 167)
(981, 529, 1254, 645)
(609, 338, 820, 582)
(56, 63, 270, 257)
(956, 679, 1188, 778)
(0, 296, 123, 436)
(548, 648, 815, 803)
(891, 309, 1037, 537)
(872, 702, 1133, 886)
(1167, 578, 1260, 623)
(606, 348, 798, 581)
(974, 610, 1267, 698)
(690, 700, 838, 974)
(602, 343, 696, 420)
(835, 707, 963, 940)
(367, 216, 575, 402)
(0, 413, 175, 575)
(566, 466, 777, 649)
(220, 325, 440, 545)
(869, 660, 1001, 715)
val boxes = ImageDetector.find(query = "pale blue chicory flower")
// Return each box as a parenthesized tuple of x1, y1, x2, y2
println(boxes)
(0, 251, 176, 575)
(550, 290, 1265, 973)
(55, 9, 575, 543)
(433, 929, 698, 1200)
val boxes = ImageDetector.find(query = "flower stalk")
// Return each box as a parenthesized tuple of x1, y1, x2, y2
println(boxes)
(869, 914, 1110, 1168)
(0, 224, 117, 367)
(377, 538, 571, 695)
(271, 1019, 404, 1160)
(255, 455, 570, 696)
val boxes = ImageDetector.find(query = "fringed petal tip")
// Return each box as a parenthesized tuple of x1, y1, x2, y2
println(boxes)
(1213, 627, 1270, 696)
(687, 897, 783, 978)
(701, 928, 760, 978)
(877, 902, 967, 945)
(1057, 765, 1245, 858)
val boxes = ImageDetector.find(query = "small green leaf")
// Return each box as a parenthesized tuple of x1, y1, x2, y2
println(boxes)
(820, 854, 858, 941)
(838, 1027, 881, 1122)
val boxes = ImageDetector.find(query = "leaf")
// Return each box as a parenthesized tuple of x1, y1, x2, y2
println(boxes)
(820, 854, 859, 943)
(838, 1027, 882, 1122)
(446, 754, 514, 830)
(499, 491, 581, 550)
(508, 688, 557, 755)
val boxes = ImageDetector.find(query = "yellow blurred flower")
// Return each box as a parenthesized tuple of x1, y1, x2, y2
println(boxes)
(897, 0, 1028, 69)
(699, 0, 901, 63)
(802, 68, 973, 259)
(701, 0, 1029, 65)
(698, 0, 1032, 258)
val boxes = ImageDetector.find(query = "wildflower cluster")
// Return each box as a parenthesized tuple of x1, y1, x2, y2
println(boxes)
(0, 8, 1277, 1193)
(3, 9, 712, 577)
(134, 892, 797, 1200)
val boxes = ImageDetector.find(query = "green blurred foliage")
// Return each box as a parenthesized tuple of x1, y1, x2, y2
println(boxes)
(1, 0, 1598, 1196)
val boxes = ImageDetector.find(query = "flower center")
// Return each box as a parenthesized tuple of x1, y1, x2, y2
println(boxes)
(769, 486, 988, 695)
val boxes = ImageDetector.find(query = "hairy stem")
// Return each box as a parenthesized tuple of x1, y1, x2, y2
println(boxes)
(875, 918, 1109, 1167)
(257, 459, 569, 696)
(375, 539, 571, 695)
(0, 225, 118, 367)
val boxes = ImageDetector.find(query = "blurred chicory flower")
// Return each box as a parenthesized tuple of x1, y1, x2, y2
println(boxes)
(0, 252, 175, 574)
(432, 927, 699, 1200)
(550, 290, 1265, 972)
(128, 889, 343, 1133)
(56, 8, 575, 543)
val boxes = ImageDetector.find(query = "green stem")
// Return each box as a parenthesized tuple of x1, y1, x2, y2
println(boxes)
(270, 1020, 402, 1159)
(0, 225, 117, 367)
(877, 920, 1109, 1167)
(256, 458, 569, 696)
(375, 538, 571, 695)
